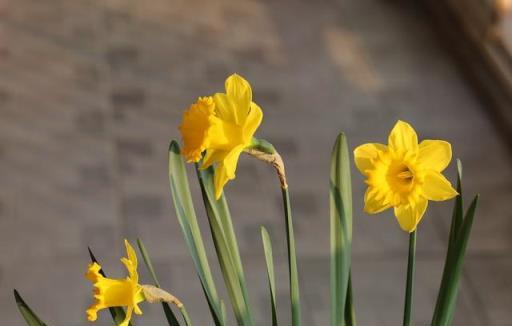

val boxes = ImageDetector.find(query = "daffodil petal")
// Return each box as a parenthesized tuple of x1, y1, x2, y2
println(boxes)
(388, 120, 418, 153)
(214, 166, 230, 199)
(119, 306, 133, 326)
(214, 146, 244, 199)
(213, 93, 237, 124)
(354, 143, 387, 175)
(418, 140, 452, 172)
(124, 239, 138, 269)
(121, 240, 139, 283)
(422, 170, 458, 201)
(201, 149, 229, 169)
(394, 198, 428, 232)
(134, 299, 144, 315)
(243, 102, 263, 143)
(225, 74, 252, 124)
(364, 188, 391, 214)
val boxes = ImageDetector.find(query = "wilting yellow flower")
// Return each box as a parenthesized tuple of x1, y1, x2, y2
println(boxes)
(86, 240, 144, 326)
(354, 120, 458, 232)
(179, 74, 263, 199)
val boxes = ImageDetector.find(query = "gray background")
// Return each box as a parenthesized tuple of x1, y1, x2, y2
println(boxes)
(0, 0, 511, 325)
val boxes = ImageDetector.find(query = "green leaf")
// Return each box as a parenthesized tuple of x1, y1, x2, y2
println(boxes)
(168, 141, 224, 325)
(431, 163, 479, 326)
(447, 195, 478, 319)
(344, 274, 356, 326)
(196, 165, 253, 326)
(261, 227, 279, 326)
(195, 164, 252, 314)
(221, 300, 227, 321)
(136, 239, 181, 326)
(330, 133, 353, 326)
(13, 290, 48, 326)
(448, 159, 464, 250)
(88, 247, 131, 325)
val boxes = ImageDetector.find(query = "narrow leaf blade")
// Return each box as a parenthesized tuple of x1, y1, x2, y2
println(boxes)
(432, 195, 479, 326)
(261, 227, 279, 326)
(196, 166, 253, 326)
(13, 290, 48, 326)
(168, 141, 224, 325)
(344, 274, 356, 326)
(330, 133, 353, 326)
(448, 159, 464, 248)
(195, 164, 252, 316)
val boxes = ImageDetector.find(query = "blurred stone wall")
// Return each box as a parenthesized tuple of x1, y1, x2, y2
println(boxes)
(0, 0, 511, 325)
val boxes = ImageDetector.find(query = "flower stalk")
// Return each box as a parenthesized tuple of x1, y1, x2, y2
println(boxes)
(245, 147, 287, 189)
(281, 186, 301, 326)
(246, 140, 300, 326)
(403, 230, 417, 326)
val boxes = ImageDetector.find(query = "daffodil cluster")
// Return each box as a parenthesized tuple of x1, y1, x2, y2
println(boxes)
(12, 73, 474, 326)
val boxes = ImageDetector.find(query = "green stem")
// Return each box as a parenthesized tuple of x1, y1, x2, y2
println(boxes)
(179, 306, 193, 326)
(249, 138, 277, 154)
(403, 230, 417, 326)
(282, 187, 301, 326)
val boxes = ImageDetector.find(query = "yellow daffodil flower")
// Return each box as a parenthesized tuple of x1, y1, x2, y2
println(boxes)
(354, 120, 458, 232)
(86, 240, 144, 326)
(179, 74, 263, 199)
